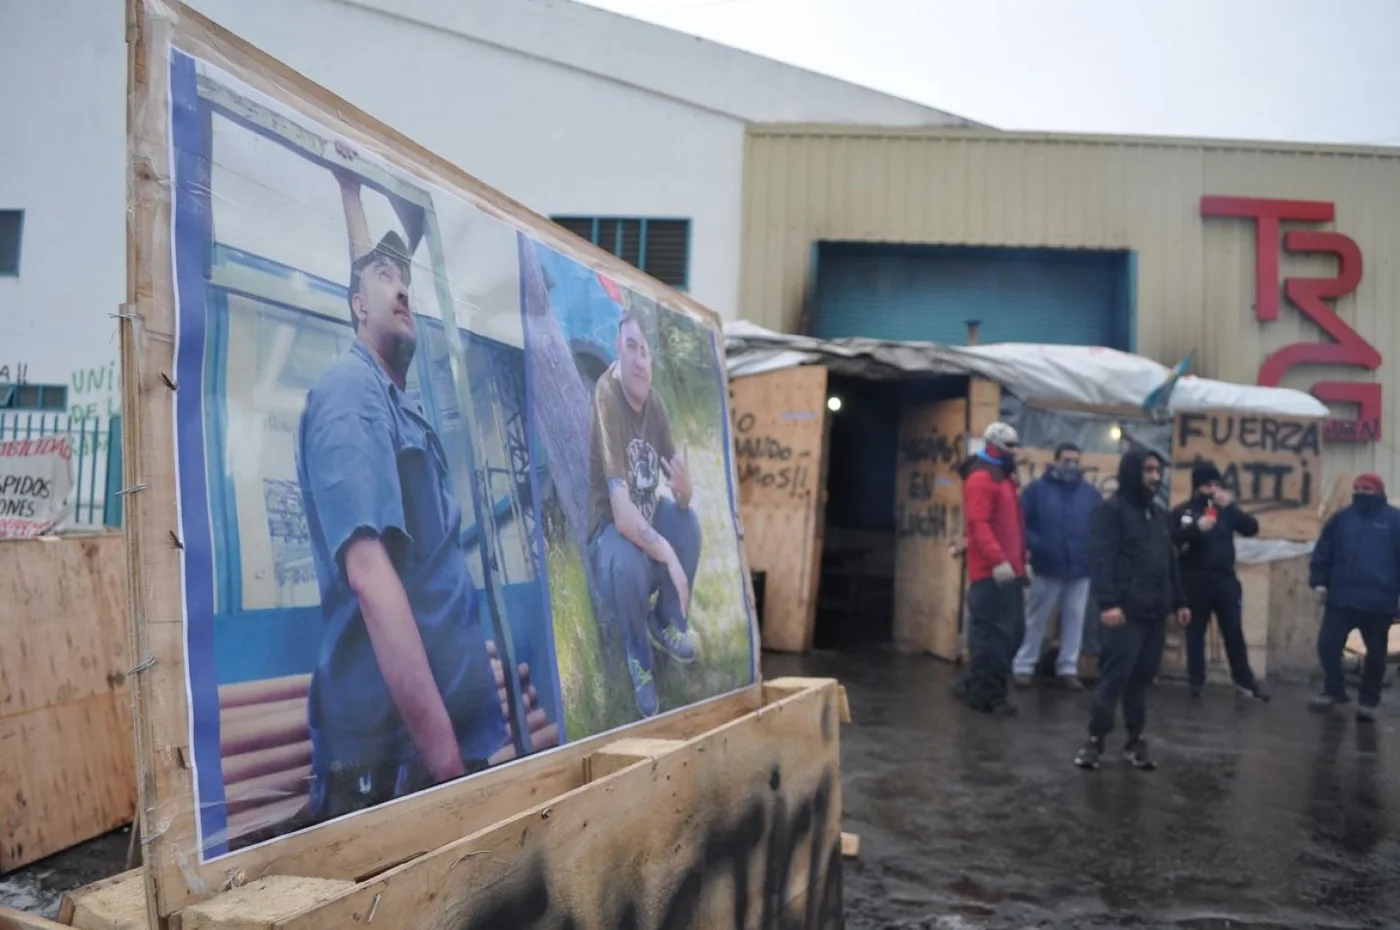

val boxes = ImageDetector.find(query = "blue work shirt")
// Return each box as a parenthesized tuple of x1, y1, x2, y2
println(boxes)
(295, 340, 506, 773)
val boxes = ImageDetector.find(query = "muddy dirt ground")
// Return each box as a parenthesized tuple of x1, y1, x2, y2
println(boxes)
(5, 649, 1399, 928)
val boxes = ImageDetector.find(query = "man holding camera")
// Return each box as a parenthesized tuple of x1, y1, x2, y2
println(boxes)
(1170, 461, 1269, 702)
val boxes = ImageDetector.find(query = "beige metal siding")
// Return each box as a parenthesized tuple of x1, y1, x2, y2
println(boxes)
(740, 127, 1400, 485)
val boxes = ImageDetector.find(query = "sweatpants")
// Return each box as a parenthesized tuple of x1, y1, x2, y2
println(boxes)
(963, 578, 1026, 711)
(1013, 575, 1090, 677)
(1183, 572, 1257, 691)
(1089, 616, 1167, 742)
(592, 498, 702, 674)
(1318, 607, 1392, 708)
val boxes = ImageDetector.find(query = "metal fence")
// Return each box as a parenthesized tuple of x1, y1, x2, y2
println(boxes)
(0, 412, 123, 528)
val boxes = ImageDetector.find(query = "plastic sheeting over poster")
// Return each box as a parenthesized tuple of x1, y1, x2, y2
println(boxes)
(723, 322, 1328, 418)
(132, 13, 757, 888)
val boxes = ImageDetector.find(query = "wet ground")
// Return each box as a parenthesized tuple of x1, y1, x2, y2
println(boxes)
(6, 651, 1399, 928)
(767, 648, 1400, 930)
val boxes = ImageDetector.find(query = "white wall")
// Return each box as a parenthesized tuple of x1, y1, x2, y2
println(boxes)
(0, 0, 128, 421)
(188, 0, 748, 319)
(0, 0, 971, 414)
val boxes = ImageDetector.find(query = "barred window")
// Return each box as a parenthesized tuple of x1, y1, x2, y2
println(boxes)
(552, 216, 690, 290)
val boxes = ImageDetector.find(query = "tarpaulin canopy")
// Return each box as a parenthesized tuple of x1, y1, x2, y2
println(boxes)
(723, 321, 1328, 418)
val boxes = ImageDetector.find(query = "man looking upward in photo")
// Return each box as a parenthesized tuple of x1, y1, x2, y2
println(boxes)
(589, 306, 702, 718)
(294, 157, 506, 820)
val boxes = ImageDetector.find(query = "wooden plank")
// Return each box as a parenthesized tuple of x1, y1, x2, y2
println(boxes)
(0, 908, 74, 930)
(125, 1, 762, 920)
(729, 366, 829, 652)
(583, 737, 684, 782)
(967, 378, 1001, 437)
(1018, 448, 1121, 498)
(257, 680, 842, 930)
(893, 399, 967, 659)
(1170, 411, 1325, 541)
(0, 534, 128, 719)
(61, 870, 147, 930)
(0, 692, 136, 873)
(839, 832, 859, 858)
(0, 534, 134, 873)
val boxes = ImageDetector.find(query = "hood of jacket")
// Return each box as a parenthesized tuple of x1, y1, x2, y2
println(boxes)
(1115, 447, 1160, 507)
(958, 453, 1010, 482)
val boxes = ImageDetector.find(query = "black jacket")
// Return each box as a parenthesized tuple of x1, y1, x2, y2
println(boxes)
(1089, 449, 1186, 620)
(1170, 495, 1259, 577)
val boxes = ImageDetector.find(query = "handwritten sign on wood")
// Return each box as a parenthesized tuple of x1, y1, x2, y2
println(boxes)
(1170, 410, 1323, 541)
(893, 399, 966, 660)
(1017, 448, 1121, 499)
(729, 365, 828, 652)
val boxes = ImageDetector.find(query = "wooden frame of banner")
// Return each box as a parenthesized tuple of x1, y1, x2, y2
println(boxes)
(124, 1, 769, 921)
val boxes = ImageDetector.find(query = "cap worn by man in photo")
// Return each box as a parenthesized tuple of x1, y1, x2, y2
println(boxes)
(347, 230, 413, 311)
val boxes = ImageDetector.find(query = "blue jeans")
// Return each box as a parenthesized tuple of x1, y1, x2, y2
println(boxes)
(592, 498, 702, 673)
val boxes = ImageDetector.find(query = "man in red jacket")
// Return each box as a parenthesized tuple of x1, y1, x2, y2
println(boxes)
(956, 422, 1029, 716)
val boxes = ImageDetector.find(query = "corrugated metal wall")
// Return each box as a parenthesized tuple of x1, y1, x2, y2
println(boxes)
(740, 127, 1400, 484)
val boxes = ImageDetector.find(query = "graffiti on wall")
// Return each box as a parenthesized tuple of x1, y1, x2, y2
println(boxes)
(1201, 196, 1382, 443)
(734, 411, 818, 501)
(459, 767, 842, 930)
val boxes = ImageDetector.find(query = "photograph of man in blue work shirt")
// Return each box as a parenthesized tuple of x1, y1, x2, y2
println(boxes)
(294, 166, 507, 821)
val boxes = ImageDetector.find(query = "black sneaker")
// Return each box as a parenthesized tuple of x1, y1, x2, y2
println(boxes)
(1309, 693, 1350, 713)
(1236, 684, 1271, 703)
(1190, 685, 1204, 699)
(1357, 704, 1379, 723)
(1124, 738, 1157, 771)
(1074, 737, 1104, 770)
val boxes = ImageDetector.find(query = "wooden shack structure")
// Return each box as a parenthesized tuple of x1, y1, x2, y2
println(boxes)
(725, 323, 1330, 682)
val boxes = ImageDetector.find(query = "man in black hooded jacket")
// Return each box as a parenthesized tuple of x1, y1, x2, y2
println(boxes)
(1075, 448, 1191, 771)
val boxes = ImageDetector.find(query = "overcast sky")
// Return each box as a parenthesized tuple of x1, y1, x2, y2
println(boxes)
(578, 0, 1400, 145)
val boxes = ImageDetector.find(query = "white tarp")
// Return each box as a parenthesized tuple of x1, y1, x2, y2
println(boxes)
(0, 434, 74, 538)
(723, 321, 1329, 418)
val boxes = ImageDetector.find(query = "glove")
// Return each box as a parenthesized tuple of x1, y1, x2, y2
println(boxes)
(992, 562, 1016, 585)
(1312, 586, 1327, 605)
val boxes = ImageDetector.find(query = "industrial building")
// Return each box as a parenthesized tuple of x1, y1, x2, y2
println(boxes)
(739, 126, 1400, 485)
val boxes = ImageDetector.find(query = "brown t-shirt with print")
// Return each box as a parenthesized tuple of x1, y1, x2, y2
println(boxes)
(589, 362, 677, 538)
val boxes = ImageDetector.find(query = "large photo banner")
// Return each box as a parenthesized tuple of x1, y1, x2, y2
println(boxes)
(167, 48, 755, 861)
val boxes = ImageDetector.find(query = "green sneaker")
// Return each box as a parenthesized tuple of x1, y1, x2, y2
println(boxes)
(628, 657, 659, 718)
(649, 617, 699, 663)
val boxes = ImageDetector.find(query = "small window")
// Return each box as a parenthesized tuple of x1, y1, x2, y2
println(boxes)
(551, 216, 691, 290)
(0, 210, 22, 277)
(1, 382, 67, 411)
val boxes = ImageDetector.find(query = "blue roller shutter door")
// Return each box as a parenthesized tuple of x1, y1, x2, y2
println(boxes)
(811, 243, 1132, 350)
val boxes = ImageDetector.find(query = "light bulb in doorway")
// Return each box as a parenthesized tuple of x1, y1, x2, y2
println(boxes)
(1109, 424, 1123, 441)
(827, 396, 842, 413)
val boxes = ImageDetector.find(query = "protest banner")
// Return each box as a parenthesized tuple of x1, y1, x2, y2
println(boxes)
(0, 435, 73, 538)
(1170, 410, 1324, 540)
(124, 2, 763, 920)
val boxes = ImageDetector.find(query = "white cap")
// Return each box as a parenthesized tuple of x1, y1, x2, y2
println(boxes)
(983, 422, 1019, 449)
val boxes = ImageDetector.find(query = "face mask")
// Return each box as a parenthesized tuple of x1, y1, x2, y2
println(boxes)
(1354, 491, 1382, 511)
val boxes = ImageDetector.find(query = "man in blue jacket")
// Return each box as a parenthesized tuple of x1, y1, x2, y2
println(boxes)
(1309, 473, 1400, 722)
(1014, 443, 1102, 690)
